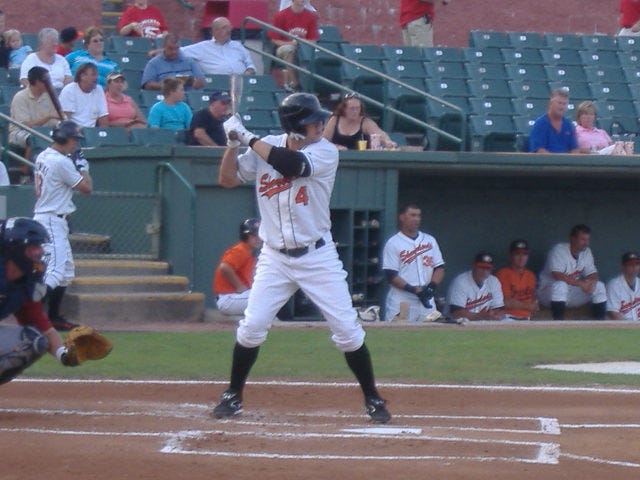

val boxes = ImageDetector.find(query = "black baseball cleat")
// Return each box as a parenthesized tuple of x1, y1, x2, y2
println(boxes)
(50, 316, 79, 332)
(212, 390, 243, 419)
(365, 396, 391, 424)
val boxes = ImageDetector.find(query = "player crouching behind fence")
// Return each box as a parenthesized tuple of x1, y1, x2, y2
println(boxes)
(0, 218, 79, 385)
(213, 92, 391, 424)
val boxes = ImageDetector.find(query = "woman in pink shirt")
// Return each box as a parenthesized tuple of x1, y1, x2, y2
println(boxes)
(104, 71, 147, 129)
(575, 101, 613, 153)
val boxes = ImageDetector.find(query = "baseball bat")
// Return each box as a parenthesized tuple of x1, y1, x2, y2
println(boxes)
(43, 77, 65, 121)
(229, 73, 242, 115)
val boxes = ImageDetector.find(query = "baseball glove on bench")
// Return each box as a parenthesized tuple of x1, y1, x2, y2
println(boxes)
(64, 326, 113, 366)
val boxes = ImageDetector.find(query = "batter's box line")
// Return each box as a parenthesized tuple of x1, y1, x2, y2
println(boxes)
(161, 429, 560, 465)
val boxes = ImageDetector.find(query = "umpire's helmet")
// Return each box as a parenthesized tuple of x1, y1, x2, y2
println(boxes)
(52, 120, 84, 145)
(278, 93, 331, 137)
(239, 218, 260, 240)
(1, 217, 49, 277)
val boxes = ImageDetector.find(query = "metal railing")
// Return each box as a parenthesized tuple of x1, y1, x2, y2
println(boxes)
(239, 16, 465, 149)
(0, 111, 52, 168)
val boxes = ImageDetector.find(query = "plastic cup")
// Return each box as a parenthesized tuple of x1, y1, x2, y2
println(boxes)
(357, 140, 367, 150)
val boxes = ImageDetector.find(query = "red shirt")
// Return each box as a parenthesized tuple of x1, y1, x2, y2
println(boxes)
(268, 7, 319, 42)
(16, 300, 52, 332)
(117, 5, 168, 38)
(400, 0, 435, 28)
(620, 0, 640, 27)
(213, 241, 256, 295)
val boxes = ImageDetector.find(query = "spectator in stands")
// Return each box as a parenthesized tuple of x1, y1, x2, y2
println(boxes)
(148, 77, 192, 132)
(56, 27, 81, 56)
(400, 0, 438, 48)
(9, 66, 61, 160)
(537, 224, 607, 320)
(323, 93, 397, 150)
(268, 0, 319, 92)
(117, 0, 168, 39)
(4, 29, 33, 69)
(529, 88, 579, 154)
(446, 252, 505, 322)
(496, 239, 539, 321)
(606, 252, 640, 320)
(188, 90, 230, 146)
(19, 28, 72, 90)
(574, 101, 613, 154)
(213, 218, 262, 315)
(66, 27, 119, 88)
(618, 0, 640, 36)
(104, 71, 146, 129)
(59, 62, 109, 127)
(279, 0, 316, 11)
(181, 17, 256, 76)
(141, 33, 205, 91)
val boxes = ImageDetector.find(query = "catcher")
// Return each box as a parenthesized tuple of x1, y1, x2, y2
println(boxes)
(0, 217, 111, 385)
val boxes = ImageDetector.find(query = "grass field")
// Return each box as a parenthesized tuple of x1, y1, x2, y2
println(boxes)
(23, 327, 640, 386)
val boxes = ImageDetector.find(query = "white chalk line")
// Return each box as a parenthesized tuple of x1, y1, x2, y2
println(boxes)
(14, 377, 640, 395)
(562, 453, 640, 468)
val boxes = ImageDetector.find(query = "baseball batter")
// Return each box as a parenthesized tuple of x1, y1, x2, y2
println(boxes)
(0, 217, 78, 385)
(213, 93, 390, 424)
(33, 121, 93, 331)
(446, 252, 505, 321)
(382, 203, 445, 322)
(537, 224, 607, 320)
(606, 252, 640, 321)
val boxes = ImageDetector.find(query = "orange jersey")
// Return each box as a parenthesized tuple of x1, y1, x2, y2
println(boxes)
(213, 241, 256, 295)
(495, 267, 537, 318)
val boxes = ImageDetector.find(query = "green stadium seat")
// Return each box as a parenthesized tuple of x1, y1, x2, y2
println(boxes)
(120, 69, 142, 92)
(29, 126, 55, 155)
(468, 96, 515, 116)
(240, 92, 278, 111)
(544, 65, 586, 83)
(467, 79, 512, 98)
(82, 127, 131, 147)
(238, 110, 278, 130)
(543, 33, 583, 50)
(500, 47, 545, 64)
(622, 65, 640, 84)
(584, 66, 627, 84)
(505, 64, 547, 82)
(423, 47, 464, 62)
(426, 96, 469, 121)
(617, 36, 640, 51)
(468, 30, 510, 49)
(599, 99, 638, 118)
(432, 111, 469, 151)
(111, 35, 154, 54)
(512, 115, 536, 134)
(423, 60, 467, 79)
(185, 91, 212, 111)
(425, 77, 470, 98)
(388, 131, 407, 146)
(22, 33, 39, 51)
(202, 74, 231, 92)
(7, 68, 20, 86)
(297, 43, 343, 96)
(130, 128, 178, 146)
(0, 68, 10, 85)
(465, 62, 508, 80)
(591, 83, 633, 101)
(340, 44, 386, 61)
(548, 81, 592, 101)
(381, 45, 424, 62)
(318, 25, 345, 43)
(540, 49, 583, 65)
(112, 52, 149, 72)
(462, 47, 503, 64)
(579, 49, 621, 67)
(139, 90, 165, 108)
(581, 35, 617, 51)
(342, 60, 385, 120)
(507, 31, 545, 49)
(385, 78, 428, 133)
(509, 80, 550, 99)
(618, 51, 640, 67)
(469, 115, 516, 152)
(382, 60, 426, 79)
(242, 74, 279, 93)
(512, 97, 549, 117)
(0, 85, 23, 104)
(600, 116, 640, 136)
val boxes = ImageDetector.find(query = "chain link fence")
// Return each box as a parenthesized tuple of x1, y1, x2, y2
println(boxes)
(69, 191, 161, 259)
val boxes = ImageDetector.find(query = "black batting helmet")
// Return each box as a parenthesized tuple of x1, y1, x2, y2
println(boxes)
(52, 120, 84, 145)
(239, 218, 260, 240)
(1, 217, 49, 277)
(278, 93, 331, 136)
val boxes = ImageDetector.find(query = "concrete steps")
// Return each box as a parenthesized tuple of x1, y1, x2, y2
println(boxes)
(63, 260, 205, 324)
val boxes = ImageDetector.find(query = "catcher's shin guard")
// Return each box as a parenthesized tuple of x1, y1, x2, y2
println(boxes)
(0, 325, 49, 384)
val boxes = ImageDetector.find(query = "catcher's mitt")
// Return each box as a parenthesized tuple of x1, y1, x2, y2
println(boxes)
(63, 326, 113, 365)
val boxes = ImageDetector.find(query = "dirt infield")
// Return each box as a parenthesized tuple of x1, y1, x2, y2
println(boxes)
(2, 378, 640, 479)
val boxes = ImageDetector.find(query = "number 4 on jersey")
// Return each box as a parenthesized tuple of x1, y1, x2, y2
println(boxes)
(295, 186, 308, 205)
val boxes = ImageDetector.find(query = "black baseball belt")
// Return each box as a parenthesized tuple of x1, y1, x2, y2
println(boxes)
(279, 238, 326, 258)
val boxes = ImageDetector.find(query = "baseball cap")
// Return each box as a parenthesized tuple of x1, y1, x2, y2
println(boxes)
(474, 252, 494, 269)
(622, 252, 640, 264)
(106, 71, 125, 83)
(209, 91, 231, 103)
(509, 239, 529, 253)
(60, 27, 80, 43)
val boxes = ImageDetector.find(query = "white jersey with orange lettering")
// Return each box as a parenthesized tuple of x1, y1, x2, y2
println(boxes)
(446, 270, 504, 315)
(382, 231, 444, 321)
(606, 275, 640, 321)
(234, 134, 365, 352)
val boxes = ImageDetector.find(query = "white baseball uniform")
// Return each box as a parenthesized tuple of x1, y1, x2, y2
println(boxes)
(538, 243, 607, 307)
(606, 274, 640, 321)
(382, 231, 444, 321)
(446, 270, 504, 317)
(33, 146, 83, 289)
(235, 134, 365, 352)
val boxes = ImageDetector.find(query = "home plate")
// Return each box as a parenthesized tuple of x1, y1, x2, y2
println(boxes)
(535, 361, 640, 375)
(342, 427, 422, 435)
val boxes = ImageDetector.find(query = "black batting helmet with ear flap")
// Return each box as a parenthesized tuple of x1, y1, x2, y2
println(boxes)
(52, 120, 84, 145)
(278, 93, 331, 136)
(239, 218, 260, 240)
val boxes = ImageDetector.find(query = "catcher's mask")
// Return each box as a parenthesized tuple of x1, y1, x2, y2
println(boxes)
(1, 217, 49, 277)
